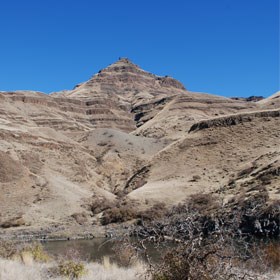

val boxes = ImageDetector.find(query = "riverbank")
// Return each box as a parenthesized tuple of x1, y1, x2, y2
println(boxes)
(1, 236, 280, 280)
(0, 223, 131, 242)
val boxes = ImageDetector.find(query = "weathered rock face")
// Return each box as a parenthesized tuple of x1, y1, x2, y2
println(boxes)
(51, 58, 187, 130)
(0, 59, 266, 136)
(0, 91, 135, 132)
(0, 58, 279, 238)
(133, 92, 258, 140)
(188, 109, 280, 133)
(231, 96, 264, 102)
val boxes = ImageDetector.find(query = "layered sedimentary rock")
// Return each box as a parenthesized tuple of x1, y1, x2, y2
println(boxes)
(0, 58, 279, 238)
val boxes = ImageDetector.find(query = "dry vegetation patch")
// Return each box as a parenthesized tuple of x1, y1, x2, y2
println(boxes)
(130, 193, 280, 280)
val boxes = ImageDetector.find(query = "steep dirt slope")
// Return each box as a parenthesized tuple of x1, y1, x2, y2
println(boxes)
(257, 91, 280, 109)
(133, 91, 257, 140)
(0, 123, 167, 238)
(128, 110, 280, 205)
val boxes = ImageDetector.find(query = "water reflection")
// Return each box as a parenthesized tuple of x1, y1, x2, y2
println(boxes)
(42, 238, 170, 265)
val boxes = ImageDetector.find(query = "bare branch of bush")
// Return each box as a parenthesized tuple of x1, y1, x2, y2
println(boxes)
(129, 193, 280, 280)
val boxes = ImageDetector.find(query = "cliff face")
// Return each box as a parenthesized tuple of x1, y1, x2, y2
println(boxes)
(0, 58, 279, 238)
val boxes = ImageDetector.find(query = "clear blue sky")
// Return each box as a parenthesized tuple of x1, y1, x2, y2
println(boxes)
(0, 0, 279, 97)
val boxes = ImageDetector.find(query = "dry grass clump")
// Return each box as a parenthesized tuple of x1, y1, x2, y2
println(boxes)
(71, 212, 88, 225)
(0, 241, 146, 279)
(0, 240, 18, 259)
(0, 257, 146, 280)
(0, 258, 47, 280)
(21, 243, 50, 263)
(0, 240, 49, 263)
(187, 193, 220, 213)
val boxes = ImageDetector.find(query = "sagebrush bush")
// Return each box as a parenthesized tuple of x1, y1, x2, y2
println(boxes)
(101, 204, 138, 225)
(58, 260, 86, 279)
(25, 243, 50, 262)
(132, 193, 280, 280)
(113, 241, 138, 267)
(100, 199, 141, 225)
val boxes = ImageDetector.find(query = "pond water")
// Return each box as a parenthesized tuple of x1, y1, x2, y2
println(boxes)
(42, 238, 171, 265)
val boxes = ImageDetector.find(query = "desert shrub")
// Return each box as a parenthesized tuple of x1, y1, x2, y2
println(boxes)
(23, 243, 50, 262)
(150, 248, 193, 280)
(101, 204, 137, 225)
(0, 240, 18, 259)
(187, 193, 220, 213)
(131, 192, 280, 279)
(58, 260, 86, 279)
(100, 199, 141, 225)
(148, 239, 254, 280)
(49, 248, 87, 279)
(113, 241, 138, 267)
(138, 202, 167, 222)
(90, 197, 112, 215)
(237, 194, 280, 237)
(0, 241, 50, 263)
(71, 212, 88, 225)
(263, 242, 280, 271)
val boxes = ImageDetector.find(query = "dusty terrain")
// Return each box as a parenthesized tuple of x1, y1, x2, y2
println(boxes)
(0, 58, 279, 239)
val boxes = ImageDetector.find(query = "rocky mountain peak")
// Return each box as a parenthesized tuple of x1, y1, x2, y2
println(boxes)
(97, 57, 149, 75)
(67, 58, 186, 98)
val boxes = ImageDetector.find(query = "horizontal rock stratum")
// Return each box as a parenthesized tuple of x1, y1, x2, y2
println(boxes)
(0, 58, 279, 239)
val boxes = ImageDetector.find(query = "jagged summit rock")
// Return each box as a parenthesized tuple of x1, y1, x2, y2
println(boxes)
(50, 58, 188, 130)
(104, 57, 143, 71)
(53, 58, 186, 100)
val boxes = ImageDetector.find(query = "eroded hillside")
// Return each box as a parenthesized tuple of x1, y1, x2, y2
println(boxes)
(0, 58, 279, 239)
